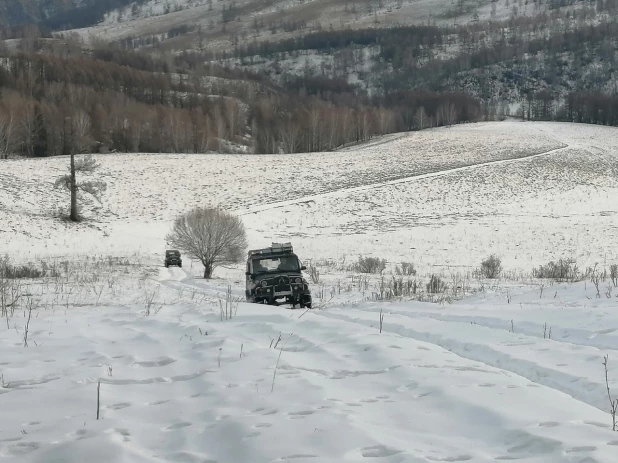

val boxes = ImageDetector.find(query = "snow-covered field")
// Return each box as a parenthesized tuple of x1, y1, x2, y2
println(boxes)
(2, 120, 618, 462)
(2, 250, 618, 462)
(1, 120, 617, 273)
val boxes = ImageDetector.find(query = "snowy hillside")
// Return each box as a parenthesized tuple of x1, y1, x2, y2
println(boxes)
(65, 0, 523, 45)
(1, 120, 617, 273)
(2, 119, 618, 462)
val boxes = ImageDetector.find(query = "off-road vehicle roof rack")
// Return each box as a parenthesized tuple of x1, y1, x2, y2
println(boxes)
(248, 242, 294, 258)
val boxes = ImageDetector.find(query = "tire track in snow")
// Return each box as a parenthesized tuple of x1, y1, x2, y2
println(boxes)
(351, 306, 618, 353)
(311, 309, 610, 414)
(235, 143, 570, 216)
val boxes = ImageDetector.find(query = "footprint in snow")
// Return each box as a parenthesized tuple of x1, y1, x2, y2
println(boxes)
(253, 423, 272, 428)
(538, 422, 560, 427)
(147, 399, 170, 406)
(68, 429, 93, 440)
(396, 382, 419, 392)
(0, 437, 22, 443)
(584, 421, 610, 429)
(565, 446, 597, 453)
(360, 445, 402, 458)
(4, 441, 40, 456)
(164, 451, 217, 463)
(108, 428, 131, 442)
(164, 422, 192, 431)
(427, 456, 472, 462)
(281, 455, 317, 460)
(427, 455, 472, 462)
(106, 402, 131, 410)
(288, 410, 315, 419)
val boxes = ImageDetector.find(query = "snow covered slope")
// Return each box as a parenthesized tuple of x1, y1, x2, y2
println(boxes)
(2, 119, 618, 462)
(2, 261, 618, 462)
(66, 0, 520, 45)
(1, 120, 617, 275)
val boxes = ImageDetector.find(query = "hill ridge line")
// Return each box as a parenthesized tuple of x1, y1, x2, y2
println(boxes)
(235, 142, 570, 216)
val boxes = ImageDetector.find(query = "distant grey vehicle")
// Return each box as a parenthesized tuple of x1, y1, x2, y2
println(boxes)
(164, 250, 182, 268)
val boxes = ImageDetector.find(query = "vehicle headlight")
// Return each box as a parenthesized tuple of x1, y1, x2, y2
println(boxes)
(295, 277, 302, 283)
(261, 280, 268, 287)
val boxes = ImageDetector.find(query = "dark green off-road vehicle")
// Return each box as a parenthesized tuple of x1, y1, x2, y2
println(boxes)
(245, 242, 312, 309)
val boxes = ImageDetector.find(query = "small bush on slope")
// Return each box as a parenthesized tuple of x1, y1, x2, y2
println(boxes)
(480, 254, 502, 279)
(532, 258, 580, 282)
(355, 256, 387, 274)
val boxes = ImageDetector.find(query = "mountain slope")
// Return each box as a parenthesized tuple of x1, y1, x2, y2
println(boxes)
(0, 0, 144, 28)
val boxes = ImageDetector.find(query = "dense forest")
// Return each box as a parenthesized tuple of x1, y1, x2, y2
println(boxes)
(0, 38, 480, 157)
(0, 0, 148, 29)
(210, 6, 618, 127)
(2, 0, 618, 157)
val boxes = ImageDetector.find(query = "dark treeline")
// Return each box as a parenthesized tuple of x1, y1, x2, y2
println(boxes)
(563, 92, 618, 125)
(519, 90, 618, 126)
(222, 8, 618, 129)
(0, 0, 148, 30)
(0, 46, 481, 157)
(41, 0, 149, 31)
(406, 19, 618, 91)
(221, 26, 448, 62)
(0, 24, 52, 40)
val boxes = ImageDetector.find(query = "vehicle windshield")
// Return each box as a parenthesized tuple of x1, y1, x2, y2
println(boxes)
(252, 256, 300, 274)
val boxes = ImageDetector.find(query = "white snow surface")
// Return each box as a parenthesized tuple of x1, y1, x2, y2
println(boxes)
(2, 120, 618, 462)
(3, 257, 618, 462)
(1, 120, 618, 273)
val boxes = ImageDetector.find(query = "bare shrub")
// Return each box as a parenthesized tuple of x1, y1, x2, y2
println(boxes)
(166, 207, 247, 279)
(0, 256, 45, 280)
(219, 285, 241, 320)
(0, 256, 23, 328)
(603, 355, 618, 431)
(373, 275, 415, 301)
(355, 256, 386, 274)
(480, 254, 502, 279)
(532, 258, 580, 281)
(610, 264, 618, 287)
(590, 265, 601, 298)
(144, 285, 161, 316)
(306, 262, 320, 284)
(426, 274, 447, 293)
(390, 276, 417, 297)
(395, 261, 416, 276)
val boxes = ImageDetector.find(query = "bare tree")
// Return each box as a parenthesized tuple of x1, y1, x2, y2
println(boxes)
(55, 154, 107, 222)
(414, 106, 427, 130)
(0, 110, 16, 159)
(166, 207, 247, 279)
(278, 118, 301, 153)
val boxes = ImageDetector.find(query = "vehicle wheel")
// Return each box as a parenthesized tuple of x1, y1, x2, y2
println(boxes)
(165, 263, 169, 268)
(179, 263, 182, 267)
